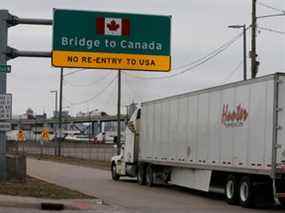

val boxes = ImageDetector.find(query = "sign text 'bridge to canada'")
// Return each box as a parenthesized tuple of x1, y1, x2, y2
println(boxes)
(52, 9, 171, 72)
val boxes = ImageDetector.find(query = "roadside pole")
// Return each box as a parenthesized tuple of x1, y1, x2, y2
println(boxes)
(58, 68, 63, 157)
(251, 0, 258, 78)
(50, 90, 58, 156)
(243, 25, 247, 81)
(0, 10, 9, 180)
(40, 139, 43, 159)
(22, 138, 25, 154)
(117, 70, 121, 155)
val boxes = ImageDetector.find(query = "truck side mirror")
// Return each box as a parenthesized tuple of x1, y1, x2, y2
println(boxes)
(113, 136, 118, 144)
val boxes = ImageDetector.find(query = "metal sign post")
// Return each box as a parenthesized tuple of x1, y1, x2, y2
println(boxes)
(0, 10, 9, 180)
(50, 90, 58, 155)
(17, 129, 25, 154)
(0, 10, 52, 180)
(117, 70, 121, 155)
(58, 67, 63, 157)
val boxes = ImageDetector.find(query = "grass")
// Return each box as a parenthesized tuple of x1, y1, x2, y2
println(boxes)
(28, 154, 111, 170)
(0, 176, 93, 199)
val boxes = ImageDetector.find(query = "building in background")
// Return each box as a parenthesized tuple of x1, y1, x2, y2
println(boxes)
(53, 110, 70, 119)
(12, 108, 46, 120)
(76, 109, 108, 118)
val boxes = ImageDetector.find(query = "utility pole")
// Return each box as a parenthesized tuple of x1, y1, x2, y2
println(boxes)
(58, 68, 63, 157)
(117, 70, 121, 155)
(251, 0, 258, 79)
(0, 10, 9, 179)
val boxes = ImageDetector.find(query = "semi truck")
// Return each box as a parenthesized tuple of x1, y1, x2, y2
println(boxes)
(111, 73, 285, 207)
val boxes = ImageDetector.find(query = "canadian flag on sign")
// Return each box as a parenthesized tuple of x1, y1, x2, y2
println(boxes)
(96, 17, 130, 36)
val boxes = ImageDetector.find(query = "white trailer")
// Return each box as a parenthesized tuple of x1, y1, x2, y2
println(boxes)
(111, 73, 285, 207)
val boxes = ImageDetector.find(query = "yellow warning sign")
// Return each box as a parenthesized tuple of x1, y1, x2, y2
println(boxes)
(52, 51, 171, 72)
(17, 129, 25, 142)
(41, 128, 49, 142)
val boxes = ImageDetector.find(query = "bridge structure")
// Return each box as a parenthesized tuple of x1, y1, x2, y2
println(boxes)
(10, 114, 128, 138)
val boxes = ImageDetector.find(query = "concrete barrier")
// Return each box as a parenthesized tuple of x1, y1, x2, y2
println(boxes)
(7, 141, 116, 162)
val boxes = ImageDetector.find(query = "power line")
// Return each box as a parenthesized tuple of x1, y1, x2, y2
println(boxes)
(221, 61, 243, 84)
(173, 28, 248, 71)
(62, 96, 73, 105)
(64, 74, 117, 106)
(64, 72, 113, 87)
(126, 31, 243, 80)
(257, 26, 285, 35)
(88, 75, 117, 112)
(63, 69, 85, 77)
(124, 73, 143, 102)
(258, 2, 285, 14)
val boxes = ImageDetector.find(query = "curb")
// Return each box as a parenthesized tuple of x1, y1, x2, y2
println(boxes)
(0, 198, 101, 210)
(0, 174, 102, 210)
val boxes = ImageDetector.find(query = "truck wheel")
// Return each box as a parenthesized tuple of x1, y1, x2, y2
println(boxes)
(279, 199, 285, 207)
(225, 175, 239, 205)
(137, 164, 146, 185)
(239, 176, 254, 208)
(111, 162, 120, 181)
(146, 165, 154, 187)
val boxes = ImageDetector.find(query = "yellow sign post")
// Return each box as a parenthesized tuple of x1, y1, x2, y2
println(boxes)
(17, 129, 25, 154)
(41, 128, 50, 142)
(17, 129, 25, 143)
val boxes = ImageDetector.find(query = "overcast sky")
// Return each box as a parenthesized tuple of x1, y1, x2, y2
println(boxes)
(1, 0, 285, 116)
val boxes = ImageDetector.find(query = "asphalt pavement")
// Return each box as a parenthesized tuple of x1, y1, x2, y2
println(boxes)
(27, 158, 285, 213)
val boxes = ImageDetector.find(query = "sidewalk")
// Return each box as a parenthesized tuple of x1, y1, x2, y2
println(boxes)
(0, 194, 121, 212)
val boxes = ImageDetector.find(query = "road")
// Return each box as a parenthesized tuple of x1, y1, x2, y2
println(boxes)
(28, 158, 284, 213)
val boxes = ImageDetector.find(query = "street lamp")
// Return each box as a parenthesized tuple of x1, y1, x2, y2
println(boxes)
(228, 25, 247, 81)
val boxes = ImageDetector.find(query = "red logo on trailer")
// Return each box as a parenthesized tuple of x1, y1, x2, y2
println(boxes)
(221, 104, 248, 128)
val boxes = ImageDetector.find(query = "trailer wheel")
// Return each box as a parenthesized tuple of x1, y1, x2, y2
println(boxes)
(111, 162, 120, 181)
(225, 175, 239, 205)
(137, 164, 146, 185)
(239, 176, 254, 207)
(146, 165, 154, 187)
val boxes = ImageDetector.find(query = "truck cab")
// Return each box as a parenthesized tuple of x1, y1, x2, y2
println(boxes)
(111, 107, 140, 180)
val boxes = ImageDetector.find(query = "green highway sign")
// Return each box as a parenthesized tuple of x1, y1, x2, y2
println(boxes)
(52, 9, 171, 71)
(0, 64, 11, 73)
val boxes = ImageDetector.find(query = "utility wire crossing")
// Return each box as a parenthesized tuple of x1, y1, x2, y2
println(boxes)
(258, 2, 285, 14)
(126, 30, 245, 80)
(64, 74, 117, 106)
